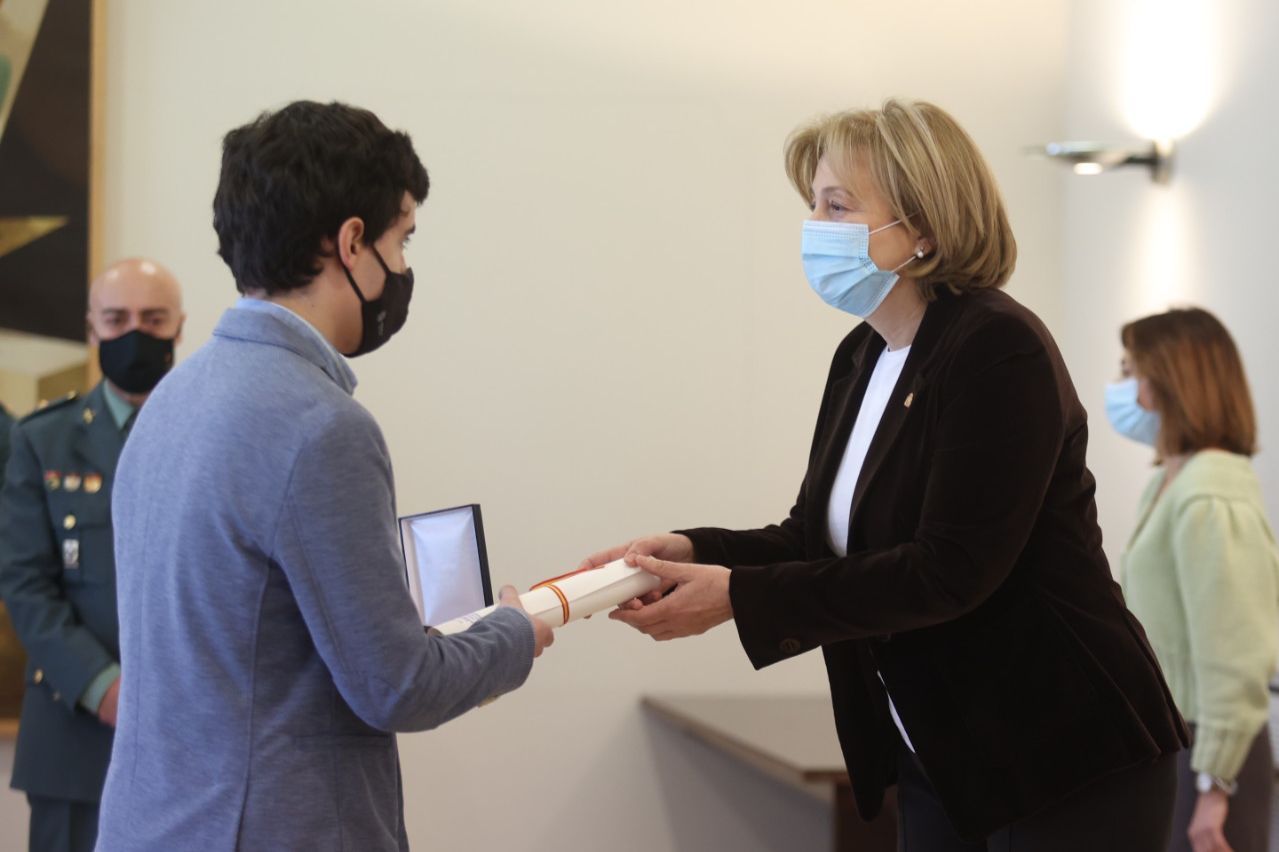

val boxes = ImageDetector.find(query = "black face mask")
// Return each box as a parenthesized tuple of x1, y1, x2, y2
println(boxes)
(98, 330, 176, 394)
(341, 246, 414, 357)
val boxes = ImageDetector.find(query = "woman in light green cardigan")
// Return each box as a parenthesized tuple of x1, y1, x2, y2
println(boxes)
(1107, 307, 1279, 852)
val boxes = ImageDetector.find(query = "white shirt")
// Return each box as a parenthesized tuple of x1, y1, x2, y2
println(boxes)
(826, 345, 911, 554)
(825, 344, 917, 751)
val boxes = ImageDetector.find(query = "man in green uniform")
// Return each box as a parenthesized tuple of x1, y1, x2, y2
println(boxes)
(0, 258, 183, 852)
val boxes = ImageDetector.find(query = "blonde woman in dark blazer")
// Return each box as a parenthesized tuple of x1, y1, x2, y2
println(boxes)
(582, 99, 1189, 850)
(1109, 308, 1279, 852)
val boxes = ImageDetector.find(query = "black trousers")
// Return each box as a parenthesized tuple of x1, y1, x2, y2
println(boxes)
(895, 742, 1177, 851)
(26, 795, 99, 852)
(1168, 724, 1273, 852)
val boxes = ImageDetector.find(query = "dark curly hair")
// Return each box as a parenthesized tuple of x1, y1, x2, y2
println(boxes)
(213, 101, 429, 295)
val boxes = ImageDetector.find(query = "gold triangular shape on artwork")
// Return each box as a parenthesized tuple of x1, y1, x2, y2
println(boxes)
(0, 215, 69, 259)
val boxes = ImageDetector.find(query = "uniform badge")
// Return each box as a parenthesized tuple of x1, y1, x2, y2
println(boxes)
(82, 408, 95, 425)
(64, 473, 82, 492)
(84, 474, 103, 494)
(44, 471, 61, 491)
(63, 514, 76, 531)
(62, 538, 80, 570)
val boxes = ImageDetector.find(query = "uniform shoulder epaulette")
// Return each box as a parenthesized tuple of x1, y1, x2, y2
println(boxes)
(18, 391, 80, 423)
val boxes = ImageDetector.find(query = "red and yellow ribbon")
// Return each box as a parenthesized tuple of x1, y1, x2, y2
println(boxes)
(531, 567, 591, 625)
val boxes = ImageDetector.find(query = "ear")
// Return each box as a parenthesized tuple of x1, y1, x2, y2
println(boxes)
(173, 313, 187, 346)
(335, 217, 367, 269)
(86, 313, 99, 348)
(916, 237, 934, 258)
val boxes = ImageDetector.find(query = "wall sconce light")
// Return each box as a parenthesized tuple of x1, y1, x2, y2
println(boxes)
(1025, 139, 1174, 184)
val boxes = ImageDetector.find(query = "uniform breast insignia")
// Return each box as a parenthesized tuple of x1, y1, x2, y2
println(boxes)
(63, 514, 76, 531)
(82, 407, 95, 425)
(64, 473, 82, 492)
(62, 538, 80, 570)
(84, 473, 103, 494)
(44, 470, 61, 491)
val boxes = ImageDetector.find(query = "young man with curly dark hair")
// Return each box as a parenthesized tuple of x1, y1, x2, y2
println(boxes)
(95, 101, 553, 852)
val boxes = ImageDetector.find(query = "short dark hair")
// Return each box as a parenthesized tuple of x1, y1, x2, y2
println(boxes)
(213, 101, 429, 295)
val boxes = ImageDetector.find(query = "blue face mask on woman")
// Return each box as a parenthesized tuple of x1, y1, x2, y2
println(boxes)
(1105, 378, 1161, 446)
(801, 219, 923, 318)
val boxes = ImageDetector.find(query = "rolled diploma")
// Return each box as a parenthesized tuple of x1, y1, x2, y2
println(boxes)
(431, 559, 660, 635)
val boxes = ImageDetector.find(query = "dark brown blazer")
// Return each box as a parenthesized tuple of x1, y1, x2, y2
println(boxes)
(679, 288, 1188, 840)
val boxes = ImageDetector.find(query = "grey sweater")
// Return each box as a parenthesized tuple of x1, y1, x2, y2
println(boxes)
(96, 300, 534, 851)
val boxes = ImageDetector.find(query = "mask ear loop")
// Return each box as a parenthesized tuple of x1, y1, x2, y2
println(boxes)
(871, 215, 931, 272)
(875, 211, 930, 268)
(868, 219, 902, 236)
(370, 245, 395, 276)
(339, 240, 370, 304)
(890, 245, 929, 273)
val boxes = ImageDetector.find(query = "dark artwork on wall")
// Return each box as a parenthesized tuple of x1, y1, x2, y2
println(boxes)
(0, 606, 22, 719)
(0, 0, 96, 721)
(0, 0, 92, 342)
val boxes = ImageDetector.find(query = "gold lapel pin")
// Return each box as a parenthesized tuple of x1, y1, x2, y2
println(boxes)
(82, 408, 95, 425)
(904, 392, 914, 409)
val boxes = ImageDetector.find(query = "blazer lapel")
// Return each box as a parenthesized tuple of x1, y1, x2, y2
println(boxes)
(807, 331, 884, 549)
(847, 292, 963, 529)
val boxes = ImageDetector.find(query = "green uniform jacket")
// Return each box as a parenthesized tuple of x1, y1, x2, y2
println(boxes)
(0, 384, 122, 802)
(0, 403, 13, 474)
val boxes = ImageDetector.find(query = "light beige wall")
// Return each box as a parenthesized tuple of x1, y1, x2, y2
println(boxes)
(0, 1, 1069, 848)
(1058, 0, 1279, 568)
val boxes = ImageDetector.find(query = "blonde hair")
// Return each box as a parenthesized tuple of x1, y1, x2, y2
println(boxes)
(784, 98, 1017, 297)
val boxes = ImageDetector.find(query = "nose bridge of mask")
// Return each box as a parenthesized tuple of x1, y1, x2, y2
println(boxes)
(803, 218, 905, 259)
(802, 220, 873, 258)
(806, 220, 918, 275)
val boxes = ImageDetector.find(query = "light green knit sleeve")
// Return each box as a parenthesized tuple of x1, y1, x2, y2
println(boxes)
(1172, 495, 1279, 780)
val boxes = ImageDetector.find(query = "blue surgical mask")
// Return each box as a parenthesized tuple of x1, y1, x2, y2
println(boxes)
(801, 219, 921, 318)
(1105, 378, 1160, 446)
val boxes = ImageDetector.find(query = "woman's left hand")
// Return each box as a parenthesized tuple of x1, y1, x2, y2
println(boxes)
(1188, 790, 1233, 852)
(609, 554, 733, 640)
